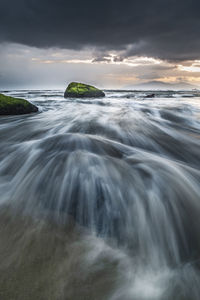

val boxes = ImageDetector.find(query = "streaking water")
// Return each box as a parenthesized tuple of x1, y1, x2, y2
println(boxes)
(0, 89, 200, 299)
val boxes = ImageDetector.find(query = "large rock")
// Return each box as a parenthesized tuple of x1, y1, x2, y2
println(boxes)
(64, 82, 105, 98)
(0, 93, 38, 115)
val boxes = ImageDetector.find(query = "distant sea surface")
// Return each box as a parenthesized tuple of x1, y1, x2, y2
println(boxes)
(0, 89, 200, 300)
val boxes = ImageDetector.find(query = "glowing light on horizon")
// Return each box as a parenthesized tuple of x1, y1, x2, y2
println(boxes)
(32, 58, 93, 64)
(30, 52, 200, 87)
(32, 55, 162, 68)
(178, 60, 200, 73)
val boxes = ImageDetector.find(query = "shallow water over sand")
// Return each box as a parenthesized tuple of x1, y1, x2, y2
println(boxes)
(0, 89, 200, 299)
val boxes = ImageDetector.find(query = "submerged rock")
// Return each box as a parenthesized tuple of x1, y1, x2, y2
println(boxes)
(0, 93, 38, 115)
(64, 82, 105, 98)
(145, 93, 155, 98)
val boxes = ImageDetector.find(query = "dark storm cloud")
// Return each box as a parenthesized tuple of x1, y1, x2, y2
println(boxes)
(92, 56, 112, 63)
(0, 0, 200, 61)
(92, 54, 123, 63)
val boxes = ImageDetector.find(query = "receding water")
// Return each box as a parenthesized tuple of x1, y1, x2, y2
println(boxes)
(0, 89, 200, 299)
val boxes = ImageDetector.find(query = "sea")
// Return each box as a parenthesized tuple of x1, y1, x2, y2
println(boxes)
(0, 89, 200, 300)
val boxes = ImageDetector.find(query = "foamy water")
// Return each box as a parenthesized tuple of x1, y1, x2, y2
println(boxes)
(0, 89, 200, 299)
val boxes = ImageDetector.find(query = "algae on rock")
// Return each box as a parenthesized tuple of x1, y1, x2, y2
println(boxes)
(0, 93, 38, 115)
(64, 82, 105, 98)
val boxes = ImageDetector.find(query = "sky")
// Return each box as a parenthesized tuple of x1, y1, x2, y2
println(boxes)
(1, 0, 200, 89)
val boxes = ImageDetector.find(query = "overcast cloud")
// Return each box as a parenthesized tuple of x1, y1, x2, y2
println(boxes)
(0, 0, 200, 88)
(0, 0, 200, 61)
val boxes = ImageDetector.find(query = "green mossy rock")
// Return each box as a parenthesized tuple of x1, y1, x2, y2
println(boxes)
(0, 94, 38, 115)
(64, 82, 105, 98)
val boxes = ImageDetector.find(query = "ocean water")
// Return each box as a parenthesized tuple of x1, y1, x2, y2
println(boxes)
(0, 89, 200, 299)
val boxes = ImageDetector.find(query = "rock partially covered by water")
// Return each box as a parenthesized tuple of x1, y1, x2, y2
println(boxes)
(64, 82, 105, 98)
(145, 93, 155, 98)
(0, 93, 38, 115)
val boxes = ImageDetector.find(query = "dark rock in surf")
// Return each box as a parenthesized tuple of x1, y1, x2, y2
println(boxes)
(0, 93, 38, 115)
(145, 93, 155, 98)
(64, 82, 105, 98)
